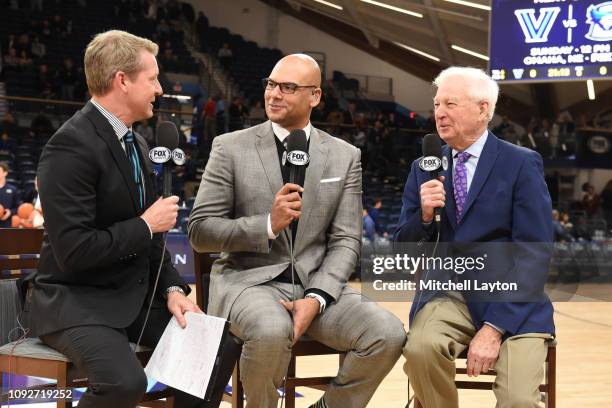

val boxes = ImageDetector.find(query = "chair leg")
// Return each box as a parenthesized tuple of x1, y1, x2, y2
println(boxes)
(56, 362, 72, 408)
(285, 356, 296, 408)
(232, 364, 244, 408)
(548, 346, 556, 408)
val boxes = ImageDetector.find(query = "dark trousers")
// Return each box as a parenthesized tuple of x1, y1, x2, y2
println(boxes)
(40, 305, 233, 408)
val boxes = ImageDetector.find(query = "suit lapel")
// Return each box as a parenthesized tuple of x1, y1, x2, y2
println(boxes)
(82, 102, 140, 213)
(256, 121, 284, 197)
(442, 145, 457, 230)
(461, 132, 499, 220)
(295, 128, 328, 252)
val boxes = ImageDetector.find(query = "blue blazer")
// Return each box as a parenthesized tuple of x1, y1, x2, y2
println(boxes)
(394, 132, 555, 336)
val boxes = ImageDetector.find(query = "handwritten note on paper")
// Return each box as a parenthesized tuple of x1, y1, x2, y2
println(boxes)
(144, 311, 227, 399)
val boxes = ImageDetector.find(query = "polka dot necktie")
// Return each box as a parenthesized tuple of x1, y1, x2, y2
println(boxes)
(124, 130, 144, 210)
(453, 151, 471, 224)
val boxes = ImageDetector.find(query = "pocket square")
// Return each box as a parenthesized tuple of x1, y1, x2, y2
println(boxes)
(320, 177, 341, 183)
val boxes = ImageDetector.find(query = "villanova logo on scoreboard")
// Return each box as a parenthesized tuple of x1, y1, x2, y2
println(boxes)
(586, 2, 612, 41)
(514, 7, 560, 43)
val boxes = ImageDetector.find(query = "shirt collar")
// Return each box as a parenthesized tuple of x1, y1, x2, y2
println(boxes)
(452, 129, 488, 159)
(90, 98, 132, 141)
(271, 121, 312, 143)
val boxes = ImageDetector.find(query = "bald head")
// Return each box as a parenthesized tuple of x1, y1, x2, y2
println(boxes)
(271, 54, 321, 88)
(264, 54, 322, 130)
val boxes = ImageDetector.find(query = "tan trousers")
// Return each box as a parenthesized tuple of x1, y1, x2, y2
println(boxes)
(403, 297, 552, 408)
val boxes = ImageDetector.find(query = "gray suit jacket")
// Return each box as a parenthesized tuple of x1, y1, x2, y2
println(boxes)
(188, 121, 362, 319)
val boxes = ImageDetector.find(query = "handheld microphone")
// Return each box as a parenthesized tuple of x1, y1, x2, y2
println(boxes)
(153, 121, 179, 198)
(420, 133, 443, 227)
(285, 129, 309, 235)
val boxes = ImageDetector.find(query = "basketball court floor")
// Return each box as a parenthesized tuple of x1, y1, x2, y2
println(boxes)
(3, 283, 612, 408)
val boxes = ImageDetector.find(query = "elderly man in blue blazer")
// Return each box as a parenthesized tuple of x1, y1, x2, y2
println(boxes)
(395, 67, 554, 408)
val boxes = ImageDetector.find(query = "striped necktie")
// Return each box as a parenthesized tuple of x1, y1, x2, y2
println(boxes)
(124, 130, 144, 209)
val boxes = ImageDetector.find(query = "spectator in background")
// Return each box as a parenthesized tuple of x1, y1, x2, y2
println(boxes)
(310, 99, 327, 123)
(343, 102, 357, 125)
(387, 112, 399, 129)
(1, 111, 17, 134)
(229, 97, 244, 132)
(363, 208, 376, 243)
(425, 109, 435, 131)
(161, 47, 178, 71)
(248, 100, 266, 124)
(51, 14, 67, 38)
(58, 57, 77, 100)
(16, 33, 30, 55)
(367, 120, 384, 170)
(0, 162, 19, 228)
(368, 197, 383, 235)
(0, 131, 13, 151)
(31, 35, 46, 59)
(202, 95, 216, 150)
(40, 19, 52, 38)
(37, 63, 55, 98)
(552, 210, 574, 242)
(560, 212, 574, 234)
(217, 43, 232, 71)
(582, 182, 601, 217)
(136, 119, 155, 147)
(145, 0, 158, 20)
(4, 47, 19, 70)
(3, 34, 16, 54)
(601, 180, 612, 230)
(31, 111, 53, 136)
(18, 50, 33, 68)
(196, 11, 209, 40)
(216, 93, 226, 133)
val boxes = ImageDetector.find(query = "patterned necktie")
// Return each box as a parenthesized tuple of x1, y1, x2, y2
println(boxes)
(453, 151, 471, 224)
(124, 130, 144, 210)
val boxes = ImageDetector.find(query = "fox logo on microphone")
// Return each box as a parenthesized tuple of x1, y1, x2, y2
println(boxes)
(287, 150, 310, 166)
(419, 156, 441, 172)
(149, 146, 172, 163)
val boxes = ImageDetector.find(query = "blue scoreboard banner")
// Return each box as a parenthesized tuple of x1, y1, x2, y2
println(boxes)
(489, 0, 612, 82)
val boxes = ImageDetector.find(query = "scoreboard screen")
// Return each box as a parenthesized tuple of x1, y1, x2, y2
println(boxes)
(489, 0, 612, 82)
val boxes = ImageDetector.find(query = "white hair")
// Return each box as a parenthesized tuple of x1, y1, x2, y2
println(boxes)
(433, 67, 499, 122)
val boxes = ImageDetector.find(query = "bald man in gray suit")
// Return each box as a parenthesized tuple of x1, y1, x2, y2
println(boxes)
(188, 54, 406, 408)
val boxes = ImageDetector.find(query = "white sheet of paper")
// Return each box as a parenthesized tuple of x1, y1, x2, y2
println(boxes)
(144, 311, 227, 399)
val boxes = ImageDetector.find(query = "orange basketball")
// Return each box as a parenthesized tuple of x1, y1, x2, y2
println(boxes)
(0, 204, 4, 216)
(18, 203, 34, 219)
(11, 215, 20, 228)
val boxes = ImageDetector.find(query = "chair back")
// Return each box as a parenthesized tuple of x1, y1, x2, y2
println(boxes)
(0, 228, 44, 347)
(193, 251, 220, 312)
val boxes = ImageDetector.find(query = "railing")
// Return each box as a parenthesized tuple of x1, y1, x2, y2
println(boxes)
(342, 73, 393, 96)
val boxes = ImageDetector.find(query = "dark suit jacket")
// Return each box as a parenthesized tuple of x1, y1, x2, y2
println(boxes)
(31, 101, 188, 337)
(394, 132, 555, 337)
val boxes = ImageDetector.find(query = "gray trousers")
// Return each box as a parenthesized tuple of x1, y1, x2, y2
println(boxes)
(229, 281, 406, 408)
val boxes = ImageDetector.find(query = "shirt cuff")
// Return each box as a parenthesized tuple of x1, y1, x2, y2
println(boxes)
(140, 216, 153, 239)
(304, 292, 326, 313)
(267, 213, 279, 239)
(304, 288, 333, 309)
(484, 321, 506, 335)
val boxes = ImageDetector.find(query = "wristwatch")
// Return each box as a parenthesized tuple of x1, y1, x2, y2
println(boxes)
(305, 293, 326, 314)
(165, 285, 185, 298)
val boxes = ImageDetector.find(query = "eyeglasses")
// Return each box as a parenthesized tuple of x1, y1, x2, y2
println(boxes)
(262, 78, 318, 94)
